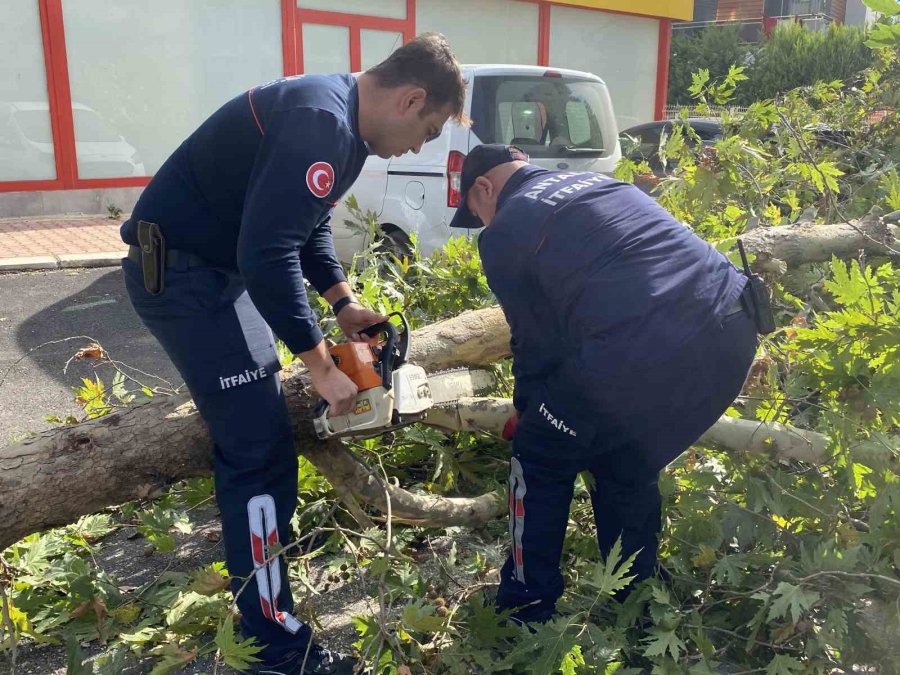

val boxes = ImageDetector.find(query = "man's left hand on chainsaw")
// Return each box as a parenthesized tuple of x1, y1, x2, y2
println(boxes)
(335, 302, 388, 343)
(299, 340, 359, 415)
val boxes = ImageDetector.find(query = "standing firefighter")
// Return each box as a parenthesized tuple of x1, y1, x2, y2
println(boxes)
(121, 34, 467, 674)
(449, 144, 767, 624)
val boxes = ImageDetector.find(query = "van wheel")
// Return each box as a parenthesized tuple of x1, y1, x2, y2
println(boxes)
(376, 228, 413, 260)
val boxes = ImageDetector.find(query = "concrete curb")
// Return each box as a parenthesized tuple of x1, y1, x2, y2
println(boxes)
(0, 250, 127, 272)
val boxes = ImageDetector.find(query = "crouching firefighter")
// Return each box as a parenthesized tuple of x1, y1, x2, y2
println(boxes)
(448, 144, 774, 625)
(120, 34, 467, 674)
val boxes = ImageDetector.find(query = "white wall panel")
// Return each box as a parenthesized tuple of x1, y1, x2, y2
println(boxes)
(549, 6, 659, 129)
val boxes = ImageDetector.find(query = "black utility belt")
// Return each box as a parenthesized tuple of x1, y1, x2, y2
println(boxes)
(130, 220, 210, 295)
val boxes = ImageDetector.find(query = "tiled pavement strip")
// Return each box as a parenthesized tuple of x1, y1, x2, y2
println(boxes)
(0, 215, 128, 271)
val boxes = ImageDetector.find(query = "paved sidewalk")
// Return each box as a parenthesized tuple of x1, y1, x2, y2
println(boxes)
(0, 215, 128, 271)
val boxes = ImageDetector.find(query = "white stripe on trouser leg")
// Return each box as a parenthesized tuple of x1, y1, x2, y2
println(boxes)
(247, 494, 302, 634)
(508, 457, 527, 583)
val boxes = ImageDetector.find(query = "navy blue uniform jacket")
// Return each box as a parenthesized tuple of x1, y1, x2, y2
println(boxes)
(122, 74, 370, 355)
(478, 165, 747, 419)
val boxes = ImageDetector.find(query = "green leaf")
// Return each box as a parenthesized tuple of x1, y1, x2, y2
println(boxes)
(642, 627, 686, 660)
(64, 633, 92, 675)
(766, 654, 803, 675)
(816, 161, 844, 194)
(188, 563, 230, 596)
(560, 644, 585, 675)
(95, 648, 131, 675)
(215, 614, 264, 671)
(67, 513, 115, 545)
(768, 582, 820, 623)
(148, 642, 199, 675)
(465, 598, 519, 647)
(863, 0, 900, 17)
(523, 618, 579, 675)
(165, 591, 225, 629)
(866, 22, 900, 49)
(583, 537, 638, 597)
(400, 602, 446, 633)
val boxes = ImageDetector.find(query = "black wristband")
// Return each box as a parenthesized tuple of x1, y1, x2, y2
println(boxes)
(331, 295, 359, 316)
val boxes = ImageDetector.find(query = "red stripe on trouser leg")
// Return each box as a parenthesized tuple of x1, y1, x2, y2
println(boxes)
(251, 533, 265, 565)
(246, 494, 302, 634)
(509, 457, 527, 583)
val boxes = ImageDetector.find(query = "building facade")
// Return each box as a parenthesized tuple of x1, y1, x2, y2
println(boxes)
(0, 0, 692, 217)
(677, 0, 875, 40)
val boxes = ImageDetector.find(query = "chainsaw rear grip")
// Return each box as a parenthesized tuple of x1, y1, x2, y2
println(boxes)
(360, 321, 396, 390)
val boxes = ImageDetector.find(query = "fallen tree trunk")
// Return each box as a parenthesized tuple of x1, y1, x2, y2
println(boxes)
(425, 398, 830, 464)
(739, 217, 899, 271)
(0, 310, 510, 552)
(2, 220, 879, 551)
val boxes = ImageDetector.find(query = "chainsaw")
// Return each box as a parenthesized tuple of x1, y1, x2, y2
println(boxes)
(313, 313, 492, 440)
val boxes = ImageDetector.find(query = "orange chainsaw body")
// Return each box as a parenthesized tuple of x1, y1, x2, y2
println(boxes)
(329, 342, 383, 392)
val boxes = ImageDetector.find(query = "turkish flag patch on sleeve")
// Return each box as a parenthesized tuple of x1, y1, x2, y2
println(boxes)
(306, 162, 335, 198)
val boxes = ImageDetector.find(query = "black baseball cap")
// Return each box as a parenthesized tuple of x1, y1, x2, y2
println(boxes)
(448, 144, 530, 229)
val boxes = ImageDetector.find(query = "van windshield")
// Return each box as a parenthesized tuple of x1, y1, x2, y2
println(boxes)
(470, 75, 608, 158)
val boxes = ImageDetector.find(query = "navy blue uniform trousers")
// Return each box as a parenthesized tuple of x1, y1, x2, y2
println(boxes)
(123, 256, 309, 663)
(496, 307, 758, 623)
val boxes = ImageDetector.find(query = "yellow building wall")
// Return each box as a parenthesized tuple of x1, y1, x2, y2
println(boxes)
(549, 0, 693, 21)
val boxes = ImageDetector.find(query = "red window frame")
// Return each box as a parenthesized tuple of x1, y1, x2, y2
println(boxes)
(288, 1, 417, 74)
(1, 0, 152, 193)
(3, 0, 670, 194)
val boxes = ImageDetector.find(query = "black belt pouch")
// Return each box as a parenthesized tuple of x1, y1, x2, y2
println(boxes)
(137, 220, 166, 295)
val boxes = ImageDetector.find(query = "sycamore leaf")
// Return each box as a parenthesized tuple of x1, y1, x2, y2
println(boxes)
(768, 582, 820, 623)
(169, 591, 228, 631)
(117, 620, 162, 646)
(400, 602, 447, 633)
(64, 633, 92, 675)
(766, 654, 803, 675)
(68, 513, 115, 544)
(863, 0, 900, 17)
(583, 537, 638, 597)
(215, 614, 264, 671)
(866, 22, 900, 49)
(109, 603, 141, 625)
(148, 643, 199, 675)
(816, 161, 843, 194)
(95, 648, 131, 675)
(560, 644, 585, 675)
(642, 627, 686, 661)
(189, 563, 230, 596)
(464, 598, 519, 647)
(523, 618, 579, 675)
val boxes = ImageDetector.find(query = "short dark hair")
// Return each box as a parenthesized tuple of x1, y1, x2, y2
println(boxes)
(367, 33, 469, 125)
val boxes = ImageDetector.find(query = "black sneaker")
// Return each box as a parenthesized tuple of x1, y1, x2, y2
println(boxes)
(249, 643, 358, 675)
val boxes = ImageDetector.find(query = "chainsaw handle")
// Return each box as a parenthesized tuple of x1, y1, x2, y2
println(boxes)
(360, 321, 397, 390)
(314, 399, 328, 415)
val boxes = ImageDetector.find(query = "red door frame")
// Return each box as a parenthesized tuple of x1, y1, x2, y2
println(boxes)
(3, 0, 670, 194)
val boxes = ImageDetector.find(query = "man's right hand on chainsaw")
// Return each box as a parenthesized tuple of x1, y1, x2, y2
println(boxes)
(301, 340, 359, 415)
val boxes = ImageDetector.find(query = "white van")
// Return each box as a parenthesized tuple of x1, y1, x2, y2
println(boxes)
(331, 64, 620, 262)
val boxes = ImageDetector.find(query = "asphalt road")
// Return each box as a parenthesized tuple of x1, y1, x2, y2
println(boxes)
(0, 266, 182, 445)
